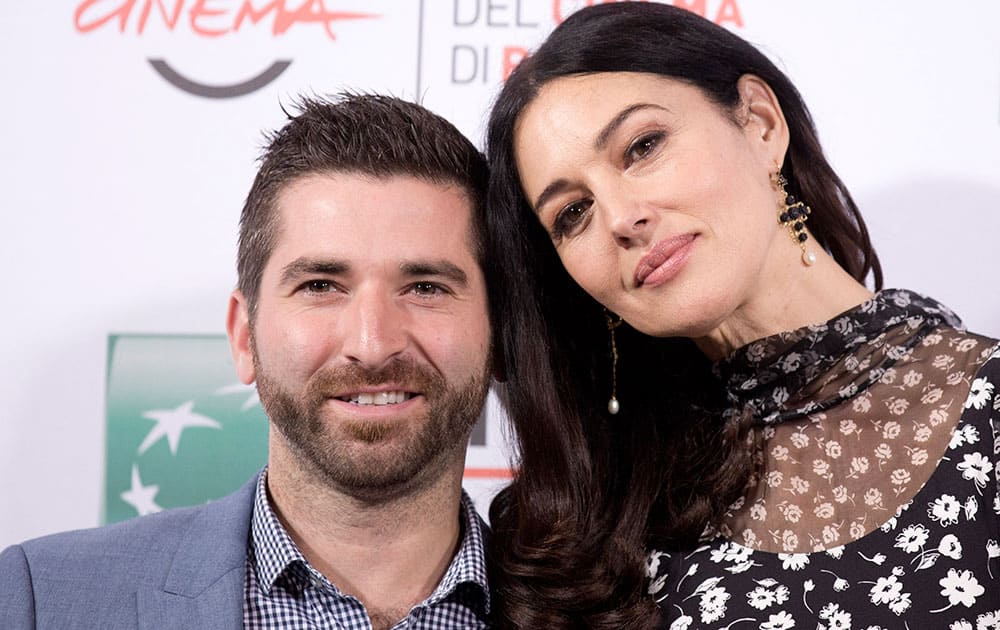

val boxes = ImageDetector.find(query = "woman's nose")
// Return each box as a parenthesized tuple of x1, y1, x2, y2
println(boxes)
(605, 194, 655, 249)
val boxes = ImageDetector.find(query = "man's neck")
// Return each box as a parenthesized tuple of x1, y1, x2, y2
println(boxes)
(266, 452, 466, 626)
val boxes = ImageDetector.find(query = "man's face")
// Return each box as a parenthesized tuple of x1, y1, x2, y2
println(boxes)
(227, 173, 491, 501)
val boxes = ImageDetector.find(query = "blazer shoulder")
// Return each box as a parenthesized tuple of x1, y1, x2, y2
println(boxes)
(0, 472, 259, 629)
(0, 545, 36, 629)
(19, 499, 205, 568)
(0, 508, 209, 630)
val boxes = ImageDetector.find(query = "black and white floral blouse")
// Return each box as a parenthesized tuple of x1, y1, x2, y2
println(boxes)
(648, 289, 1000, 629)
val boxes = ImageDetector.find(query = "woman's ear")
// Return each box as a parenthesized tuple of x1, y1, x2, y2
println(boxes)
(737, 74, 790, 166)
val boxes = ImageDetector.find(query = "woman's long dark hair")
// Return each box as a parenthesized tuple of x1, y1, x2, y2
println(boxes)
(484, 3, 883, 628)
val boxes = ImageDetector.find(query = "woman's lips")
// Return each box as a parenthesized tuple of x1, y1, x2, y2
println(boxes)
(633, 233, 697, 288)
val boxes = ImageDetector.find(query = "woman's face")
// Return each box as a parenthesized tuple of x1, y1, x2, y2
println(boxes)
(514, 71, 793, 339)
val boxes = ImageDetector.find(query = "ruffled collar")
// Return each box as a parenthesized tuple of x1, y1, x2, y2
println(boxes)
(713, 289, 963, 426)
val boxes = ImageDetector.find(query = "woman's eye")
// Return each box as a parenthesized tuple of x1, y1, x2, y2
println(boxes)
(552, 199, 593, 239)
(625, 132, 664, 164)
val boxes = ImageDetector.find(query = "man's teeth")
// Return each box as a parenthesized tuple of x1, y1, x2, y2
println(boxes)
(343, 391, 412, 406)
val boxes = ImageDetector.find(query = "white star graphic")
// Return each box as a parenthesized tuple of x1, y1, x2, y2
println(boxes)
(214, 382, 260, 410)
(120, 464, 162, 516)
(138, 400, 222, 455)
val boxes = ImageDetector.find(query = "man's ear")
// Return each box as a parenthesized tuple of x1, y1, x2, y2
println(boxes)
(737, 74, 790, 167)
(226, 289, 256, 385)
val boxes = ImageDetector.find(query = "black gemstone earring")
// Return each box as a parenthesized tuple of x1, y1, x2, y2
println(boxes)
(775, 171, 817, 266)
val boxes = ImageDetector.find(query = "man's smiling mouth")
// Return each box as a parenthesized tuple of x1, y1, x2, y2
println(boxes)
(337, 391, 415, 406)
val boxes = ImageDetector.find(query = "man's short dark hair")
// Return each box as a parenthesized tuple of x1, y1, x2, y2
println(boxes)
(237, 93, 489, 316)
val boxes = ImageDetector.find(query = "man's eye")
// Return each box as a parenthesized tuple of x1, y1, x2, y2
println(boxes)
(411, 282, 444, 297)
(303, 280, 336, 293)
(625, 131, 664, 164)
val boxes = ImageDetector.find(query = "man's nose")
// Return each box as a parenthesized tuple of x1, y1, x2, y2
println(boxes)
(338, 288, 409, 368)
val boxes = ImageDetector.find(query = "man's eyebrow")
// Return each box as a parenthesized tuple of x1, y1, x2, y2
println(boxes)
(400, 260, 468, 288)
(280, 257, 349, 285)
(533, 103, 668, 213)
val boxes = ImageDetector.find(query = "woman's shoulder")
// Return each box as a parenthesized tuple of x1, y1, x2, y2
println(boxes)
(969, 335, 1000, 379)
(942, 328, 1000, 410)
(914, 323, 998, 380)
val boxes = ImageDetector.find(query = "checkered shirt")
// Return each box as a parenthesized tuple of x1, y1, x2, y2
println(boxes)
(243, 471, 490, 629)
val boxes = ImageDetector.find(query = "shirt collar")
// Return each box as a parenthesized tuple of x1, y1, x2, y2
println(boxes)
(249, 468, 311, 597)
(248, 468, 490, 613)
(713, 288, 963, 426)
(430, 490, 491, 614)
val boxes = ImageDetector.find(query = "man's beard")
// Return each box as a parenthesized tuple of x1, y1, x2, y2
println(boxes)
(255, 353, 490, 503)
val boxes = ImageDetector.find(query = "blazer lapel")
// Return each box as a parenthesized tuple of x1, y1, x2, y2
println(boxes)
(137, 473, 259, 630)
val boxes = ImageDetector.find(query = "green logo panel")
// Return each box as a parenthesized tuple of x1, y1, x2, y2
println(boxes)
(104, 335, 268, 524)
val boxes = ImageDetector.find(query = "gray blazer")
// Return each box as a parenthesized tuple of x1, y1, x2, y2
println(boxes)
(0, 473, 258, 629)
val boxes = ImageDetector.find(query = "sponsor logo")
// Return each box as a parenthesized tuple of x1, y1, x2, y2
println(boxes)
(73, 1, 379, 98)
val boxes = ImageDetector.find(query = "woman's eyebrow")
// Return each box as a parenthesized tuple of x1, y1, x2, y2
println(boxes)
(593, 103, 667, 150)
(533, 178, 572, 214)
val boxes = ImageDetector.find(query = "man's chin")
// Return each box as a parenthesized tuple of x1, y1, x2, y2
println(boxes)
(319, 423, 434, 475)
(342, 418, 406, 444)
(315, 442, 450, 504)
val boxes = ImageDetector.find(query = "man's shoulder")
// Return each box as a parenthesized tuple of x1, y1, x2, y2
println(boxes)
(19, 472, 255, 561)
(13, 499, 207, 567)
(0, 472, 260, 626)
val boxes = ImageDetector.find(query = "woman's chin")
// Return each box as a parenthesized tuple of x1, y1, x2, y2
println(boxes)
(622, 294, 735, 342)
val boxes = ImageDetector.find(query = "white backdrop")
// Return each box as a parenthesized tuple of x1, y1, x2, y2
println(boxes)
(2, 0, 998, 549)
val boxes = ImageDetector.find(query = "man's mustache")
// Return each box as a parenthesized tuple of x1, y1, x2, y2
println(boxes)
(305, 358, 444, 402)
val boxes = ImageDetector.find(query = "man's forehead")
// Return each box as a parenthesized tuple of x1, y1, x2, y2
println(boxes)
(265, 172, 480, 273)
(275, 172, 471, 224)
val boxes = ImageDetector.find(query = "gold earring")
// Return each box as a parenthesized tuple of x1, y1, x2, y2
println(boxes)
(605, 311, 623, 415)
(774, 171, 817, 266)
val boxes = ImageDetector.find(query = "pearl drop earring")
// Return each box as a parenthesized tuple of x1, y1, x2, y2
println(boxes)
(605, 311, 623, 415)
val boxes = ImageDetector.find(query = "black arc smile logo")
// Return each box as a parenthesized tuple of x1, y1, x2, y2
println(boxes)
(147, 59, 292, 99)
(74, 0, 381, 99)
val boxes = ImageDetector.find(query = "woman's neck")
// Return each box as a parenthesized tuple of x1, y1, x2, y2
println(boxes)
(694, 246, 874, 361)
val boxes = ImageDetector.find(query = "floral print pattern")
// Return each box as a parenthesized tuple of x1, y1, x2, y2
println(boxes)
(649, 290, 1000, 627)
